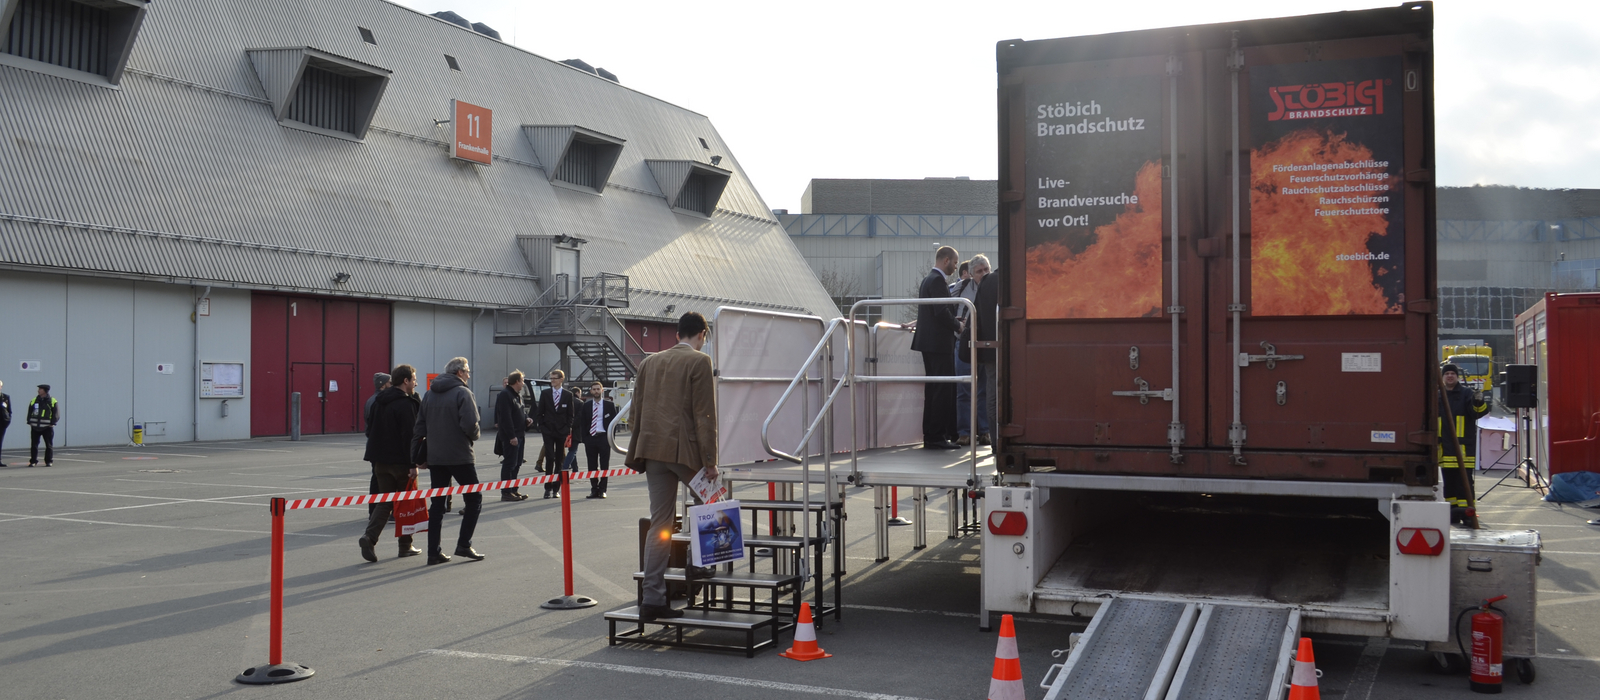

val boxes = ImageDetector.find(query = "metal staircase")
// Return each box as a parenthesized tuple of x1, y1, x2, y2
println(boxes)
(494, 273, 646, 384)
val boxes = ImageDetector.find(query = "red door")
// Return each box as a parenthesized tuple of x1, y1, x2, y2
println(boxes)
(290, 363, 324, 435)
(324, 363, 357, 434)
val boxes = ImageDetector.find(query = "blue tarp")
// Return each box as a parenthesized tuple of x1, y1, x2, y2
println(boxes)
(1544, 470, 1600, 502)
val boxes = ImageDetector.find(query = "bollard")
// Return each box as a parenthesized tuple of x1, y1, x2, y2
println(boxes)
(289, 392, 302, 441)
(541, 467, 597, 609)
(887, 485, 912, 526)
(236, 498, 314, 684)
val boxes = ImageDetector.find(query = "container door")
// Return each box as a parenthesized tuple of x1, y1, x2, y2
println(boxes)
(290, 363, 324, 435)
(1204, 36, 1431, 466)
(1001, 50, 1207, 452)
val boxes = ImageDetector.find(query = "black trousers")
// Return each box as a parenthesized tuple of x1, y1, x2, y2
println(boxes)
(584, 434, 610, 492)
(1442, 466, 1476, 519)
(30, 426, 54, 464)
(0, 421, 8, 462)
(543, 432, 570, 494)
(920, 351, 956, 442)
(426, 464, 480, 554)
(500, 437, 526, 496)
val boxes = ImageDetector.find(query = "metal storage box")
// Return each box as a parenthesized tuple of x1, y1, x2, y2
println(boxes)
(1426, 529, 1540, 658)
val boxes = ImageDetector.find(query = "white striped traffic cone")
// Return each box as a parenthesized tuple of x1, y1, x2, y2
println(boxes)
(1288, 637, 1320, 700)
(780, 602, 831, 661)
(988, 614, 1024, 700)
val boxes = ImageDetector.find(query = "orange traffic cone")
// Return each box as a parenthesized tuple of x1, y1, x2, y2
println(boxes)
(1288, 637, 1321, 700)
(988, 614, 1024, 700)
(780, 602, 831, 661)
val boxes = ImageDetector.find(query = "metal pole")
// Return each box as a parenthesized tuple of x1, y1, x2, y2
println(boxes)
(235, 498, 313, 684)
(542, 469, 599, 608)
(1227, 34, 1247, 466)
(947, 488, 959, 539)
(913, 487, 927, 550)
(874, 485, 889, 562)
(1167, 55, 1184, 464)
(289, 392, 301, 442)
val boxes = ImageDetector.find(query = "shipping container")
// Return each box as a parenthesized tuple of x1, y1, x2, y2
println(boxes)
(996, 2, 1437, 484)
(1514, 292, 1600, 477)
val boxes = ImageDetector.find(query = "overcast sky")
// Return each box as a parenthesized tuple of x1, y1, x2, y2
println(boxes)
(400, 0, 1600, 212)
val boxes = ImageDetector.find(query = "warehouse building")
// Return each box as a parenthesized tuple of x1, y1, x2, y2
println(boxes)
(0, 0, 834, 447)
(779, 178, 998, 320)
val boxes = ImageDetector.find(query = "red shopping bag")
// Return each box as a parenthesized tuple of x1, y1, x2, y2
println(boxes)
(394, 478, 429, 537)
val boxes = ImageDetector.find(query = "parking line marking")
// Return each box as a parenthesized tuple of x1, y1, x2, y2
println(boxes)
(73, 449, 210, 458)
(419, 649, 934, 700)
(0, 511, 335, 536)
(505, 518, 632, 600)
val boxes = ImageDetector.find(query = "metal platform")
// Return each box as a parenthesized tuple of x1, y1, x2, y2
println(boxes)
(1041, 596, 1300, 700)
(721, 445, 996, 490)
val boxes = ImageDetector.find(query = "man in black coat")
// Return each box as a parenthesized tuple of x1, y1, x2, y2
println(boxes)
(538, 369, 579, 498)
(358, 364, 423, 562)
(579, 381, 620, 498)
(495, 371, 532, 501)
(911, 246, 961, 449)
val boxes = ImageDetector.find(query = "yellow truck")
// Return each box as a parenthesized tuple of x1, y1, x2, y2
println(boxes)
(1442, 345, 1493, 393)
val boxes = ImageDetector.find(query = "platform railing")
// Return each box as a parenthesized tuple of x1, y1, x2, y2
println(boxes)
(845, 297, 979, 490)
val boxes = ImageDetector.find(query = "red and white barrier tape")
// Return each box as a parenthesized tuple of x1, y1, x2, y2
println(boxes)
(283, 468, 636, 510)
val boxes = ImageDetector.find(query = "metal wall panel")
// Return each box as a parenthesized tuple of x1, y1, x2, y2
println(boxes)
(195, 287, 251, 440)
(64, 276, 135, 447)
(131, 281, 196, 443)
(0, 271, 67, 445)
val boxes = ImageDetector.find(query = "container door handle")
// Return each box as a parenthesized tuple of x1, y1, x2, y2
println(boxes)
(1239, 341, 1306, 370)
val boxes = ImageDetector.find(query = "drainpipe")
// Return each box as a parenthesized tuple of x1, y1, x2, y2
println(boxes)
(193, 286, 210, 443)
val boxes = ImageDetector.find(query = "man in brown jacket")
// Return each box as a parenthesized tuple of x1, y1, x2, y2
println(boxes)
(625, 311, 718, 621)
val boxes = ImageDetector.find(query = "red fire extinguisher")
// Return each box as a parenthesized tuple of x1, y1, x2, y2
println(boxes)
(1467, 595, 1507, 694)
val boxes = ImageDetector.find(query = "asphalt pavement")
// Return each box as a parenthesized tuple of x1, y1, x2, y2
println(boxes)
(0, 436, 1596, 699)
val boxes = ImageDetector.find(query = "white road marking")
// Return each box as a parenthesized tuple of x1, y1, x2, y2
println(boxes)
(419, 649, 935, 700)
(1346, 636, 1389, 700)
(0, 581, 263, 594)
(0, 511, 334, 536)
(74, 449, 210, 458)
(1539, 592, 1600, 607)
(504, 518, 632, 600)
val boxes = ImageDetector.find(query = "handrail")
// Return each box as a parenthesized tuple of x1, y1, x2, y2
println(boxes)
(607, 397, 631, 456)
(846, 297, 980, 488)
(760, 317, 849, 464)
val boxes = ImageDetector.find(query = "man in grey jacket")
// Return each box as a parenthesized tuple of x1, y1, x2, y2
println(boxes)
(413, 357, 486, 565)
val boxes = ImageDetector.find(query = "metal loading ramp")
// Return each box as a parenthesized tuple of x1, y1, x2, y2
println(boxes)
(1041, 597, 1302, 700)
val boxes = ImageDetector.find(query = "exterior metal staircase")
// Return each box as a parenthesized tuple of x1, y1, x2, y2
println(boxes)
(494, 273, 646, 384)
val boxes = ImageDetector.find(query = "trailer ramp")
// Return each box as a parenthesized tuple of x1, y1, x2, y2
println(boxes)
(1040, 597, 1302, 700)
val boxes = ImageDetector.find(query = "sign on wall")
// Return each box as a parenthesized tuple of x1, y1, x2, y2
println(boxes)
(19, 360, 40, 371)
(451, 99, 493, 165)
(201, 362, 245, 398)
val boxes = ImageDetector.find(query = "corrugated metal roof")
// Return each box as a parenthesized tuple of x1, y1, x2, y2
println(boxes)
(0, 0, 837, 317)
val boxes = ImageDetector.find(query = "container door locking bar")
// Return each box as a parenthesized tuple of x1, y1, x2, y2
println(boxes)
(1238, 341, 1304, 370)
(1112, 377, 1172, 405)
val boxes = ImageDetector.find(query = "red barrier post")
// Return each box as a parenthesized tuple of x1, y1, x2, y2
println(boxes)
(887, 486, 911, 526)
(541, 468, 596, 609)
(235, 497, 314, 684)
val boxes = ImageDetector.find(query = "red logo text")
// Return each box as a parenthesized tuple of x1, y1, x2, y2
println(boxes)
(1267, 79, 1384, 121)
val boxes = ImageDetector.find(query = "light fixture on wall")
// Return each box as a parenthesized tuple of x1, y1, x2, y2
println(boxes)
(664, 304, 676, 315)
(332, 272, 351, 285)
(710, 155, 722, 165)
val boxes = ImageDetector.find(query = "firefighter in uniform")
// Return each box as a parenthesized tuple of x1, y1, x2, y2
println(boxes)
(28, 384, 60, 468)
(1437, 363, 1489, 523)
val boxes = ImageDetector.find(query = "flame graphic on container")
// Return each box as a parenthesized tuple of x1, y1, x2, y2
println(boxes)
(1026, 161, 1164, 319)
(1250, 128, 1400, 316)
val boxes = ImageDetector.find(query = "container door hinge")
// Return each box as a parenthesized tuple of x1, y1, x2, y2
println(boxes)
(1112, 377, 1172, 405)
(1406, 298, 1436, 314)
(1167, 422, 1186, 446)
(1408, 431, 1439, 447)
(1166, 306, 1185, 315)
(1227, 303, 1247, 313)
(1239, 341, 1305, 370)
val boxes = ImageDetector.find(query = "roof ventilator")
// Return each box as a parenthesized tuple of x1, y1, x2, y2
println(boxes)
(524, 125, 626, 194)
(247, 47, 391, 140)
(646, 160, 732, 219)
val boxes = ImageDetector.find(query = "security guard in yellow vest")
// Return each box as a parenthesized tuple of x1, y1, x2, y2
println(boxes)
(27, 384, 59, 468)
(1437, 364, 1489, 522)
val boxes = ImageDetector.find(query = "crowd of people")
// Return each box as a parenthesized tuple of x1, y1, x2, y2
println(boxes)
(914, 246, 999, 451)
(355, 359, 623, 565)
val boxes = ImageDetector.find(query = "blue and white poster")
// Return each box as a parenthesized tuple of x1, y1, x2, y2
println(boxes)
(688, 500, 745, 567)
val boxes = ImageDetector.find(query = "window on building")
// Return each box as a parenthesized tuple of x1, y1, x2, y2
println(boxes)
(358, 27, 376, 45)
(445, 54, 460, 71)
(526, 125, 626, 194)
(1, 0, 147, 84)
(248, 47, 390, 140)
(646, 160, 731, 218)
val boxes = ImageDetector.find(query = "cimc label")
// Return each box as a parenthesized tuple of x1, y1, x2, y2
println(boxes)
(1371, 430, 1397, 444)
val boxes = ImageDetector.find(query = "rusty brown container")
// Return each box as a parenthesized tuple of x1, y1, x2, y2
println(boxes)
(996, 2, 1438, 484)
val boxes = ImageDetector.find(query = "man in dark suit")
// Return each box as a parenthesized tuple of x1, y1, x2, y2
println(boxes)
(580, 381, 619, 498)
(495, 371, 532, 501)
(912, 245, 961, 450)
(538, 369, 579, 498)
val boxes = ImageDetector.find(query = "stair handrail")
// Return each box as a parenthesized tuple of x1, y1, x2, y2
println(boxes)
(760, 317, 850, 464)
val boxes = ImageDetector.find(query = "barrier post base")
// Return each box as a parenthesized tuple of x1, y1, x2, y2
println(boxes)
(235, 662, 314, 685)
(541, 594, 598, 610)
(886, 517, 913, 526)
